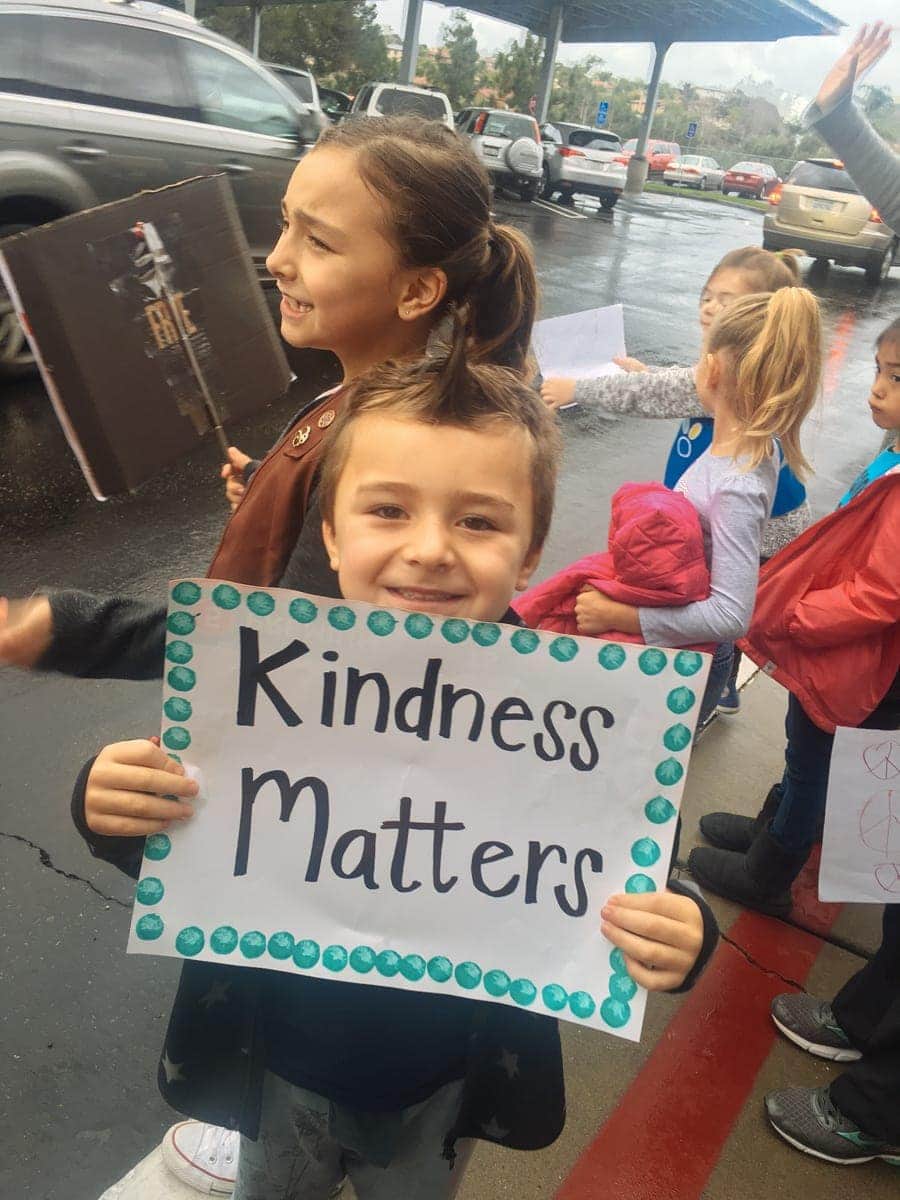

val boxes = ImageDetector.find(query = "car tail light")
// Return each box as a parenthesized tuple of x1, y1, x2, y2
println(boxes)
(768, 188, 782, 205)
(474, 111, 487, 134)
(559, 146, 585, 158)
(870, 208, 884, 223)
(683, 167, 699, 174)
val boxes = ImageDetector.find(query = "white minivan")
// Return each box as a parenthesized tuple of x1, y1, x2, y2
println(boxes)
(349, 82, 454, 129)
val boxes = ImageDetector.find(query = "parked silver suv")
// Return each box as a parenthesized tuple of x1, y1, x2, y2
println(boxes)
(0, 0, 321, 376)
(539, 122, 625, 210)
(455, 108, 543, 202)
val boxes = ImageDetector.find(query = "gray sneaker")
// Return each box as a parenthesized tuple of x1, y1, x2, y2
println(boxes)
(771, 993, 862, 1062)
(766, 1085, 900, 1165)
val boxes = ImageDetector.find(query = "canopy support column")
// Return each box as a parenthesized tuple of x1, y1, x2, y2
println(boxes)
(399, 0, 424, 84)
(250, 1, 262, 57)
(625, 41, 670, 195)
(535, 4, 564, 124)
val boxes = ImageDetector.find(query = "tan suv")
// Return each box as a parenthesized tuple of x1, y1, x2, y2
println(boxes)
(763, 158, 898, 285)
(0, 0, 322, 376)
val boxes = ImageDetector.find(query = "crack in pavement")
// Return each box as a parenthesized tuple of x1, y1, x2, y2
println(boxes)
(0, 831, 129, 908)
(720, 930, 809, 992)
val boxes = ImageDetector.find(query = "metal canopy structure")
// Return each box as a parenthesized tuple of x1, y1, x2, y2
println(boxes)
(397, 0, 841, 192)
(428, 0, 842, 46)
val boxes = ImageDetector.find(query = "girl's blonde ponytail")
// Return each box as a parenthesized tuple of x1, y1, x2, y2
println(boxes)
(708, 288, 822, 479)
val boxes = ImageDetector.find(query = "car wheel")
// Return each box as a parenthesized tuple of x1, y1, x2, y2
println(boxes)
(556, 190, 574, 206)
(699, 176, 708, 191)
(599, 195, 618, 211)
(864, 241, 896, 285)
(518, 179, 540, 203)
(0, 223, 37, 379)
(540, 164, 554, 201)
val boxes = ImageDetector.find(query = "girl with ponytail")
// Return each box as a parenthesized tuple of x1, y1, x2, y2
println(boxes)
(1, 115, 540, 670)
(574, 287, 822, 724)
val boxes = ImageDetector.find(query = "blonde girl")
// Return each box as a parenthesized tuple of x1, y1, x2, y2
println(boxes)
(541, 246, 811, 561)
(574, 288, 822, 720)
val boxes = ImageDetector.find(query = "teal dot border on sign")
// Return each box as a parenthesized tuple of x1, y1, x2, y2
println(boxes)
(148, 921, 624, 1024)
(164, 583, 202, 765)
(154, 585, 698, 1037)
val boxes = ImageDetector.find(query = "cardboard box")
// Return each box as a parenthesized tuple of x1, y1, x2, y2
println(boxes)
(0, 176, 290, 498)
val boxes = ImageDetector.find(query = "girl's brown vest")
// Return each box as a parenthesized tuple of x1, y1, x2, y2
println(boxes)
(207, 390, 342, 587)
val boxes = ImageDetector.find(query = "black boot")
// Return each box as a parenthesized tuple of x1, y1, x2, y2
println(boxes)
(698, 784, 782, 853)
(688, 826, 808, 918)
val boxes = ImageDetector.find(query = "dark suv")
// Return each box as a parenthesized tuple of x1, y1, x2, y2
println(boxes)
(0, 0, 322, 376)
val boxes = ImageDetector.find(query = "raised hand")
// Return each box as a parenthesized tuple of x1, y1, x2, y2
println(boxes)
(815, 22, 894, 113)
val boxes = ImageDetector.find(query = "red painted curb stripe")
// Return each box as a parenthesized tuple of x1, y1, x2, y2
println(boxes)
(557, 858, 845, 1200)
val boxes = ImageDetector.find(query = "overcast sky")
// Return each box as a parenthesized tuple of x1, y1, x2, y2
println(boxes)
(374, 0, 896, 101)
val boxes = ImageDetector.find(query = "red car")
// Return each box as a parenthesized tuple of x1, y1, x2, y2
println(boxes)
(722, 161, 782, 199)
(613, 138, 681, 176)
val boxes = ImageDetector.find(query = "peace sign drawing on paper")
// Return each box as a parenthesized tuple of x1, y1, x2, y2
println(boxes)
(820, 729, 900, 903)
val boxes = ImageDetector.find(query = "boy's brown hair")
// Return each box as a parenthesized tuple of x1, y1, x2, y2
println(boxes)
(319, 330, 562, 555)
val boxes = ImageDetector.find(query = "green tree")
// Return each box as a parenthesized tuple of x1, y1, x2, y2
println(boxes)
(547, 54, 606, 125)
(198, 1, 395, 94)
(489, 33, 544, 112)
(432, 10, 479, 110)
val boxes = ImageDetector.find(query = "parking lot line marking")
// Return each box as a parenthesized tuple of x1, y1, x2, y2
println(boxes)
(531, 199, 588, 220)
(556, 893, 844, 1200)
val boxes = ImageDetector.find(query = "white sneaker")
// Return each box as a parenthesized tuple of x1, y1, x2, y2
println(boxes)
(161, 1121, 238, 1195)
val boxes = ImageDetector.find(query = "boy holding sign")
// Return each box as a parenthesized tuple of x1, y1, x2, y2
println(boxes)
(73, 345, 717, 1198)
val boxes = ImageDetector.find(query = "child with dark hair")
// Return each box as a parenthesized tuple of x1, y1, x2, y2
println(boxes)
(70, 348, 718, 1198)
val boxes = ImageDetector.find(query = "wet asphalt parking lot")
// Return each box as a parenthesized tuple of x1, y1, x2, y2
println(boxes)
(1, 188, 897, 1198)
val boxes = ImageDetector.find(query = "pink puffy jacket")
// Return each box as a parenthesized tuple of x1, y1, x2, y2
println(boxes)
(514, 481, 713, 650)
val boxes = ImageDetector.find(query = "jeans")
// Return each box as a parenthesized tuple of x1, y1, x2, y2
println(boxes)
(697, 643, 734, 727)
(831, 905, 900, 1143)
(233, 1073, 470, 1200)
(771, 693, 900, 856)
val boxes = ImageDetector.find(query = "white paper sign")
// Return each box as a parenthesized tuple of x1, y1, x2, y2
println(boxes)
(532, 304, 626, 381)
(128, 579, 710, 1042)
(819, 727, 900, 903)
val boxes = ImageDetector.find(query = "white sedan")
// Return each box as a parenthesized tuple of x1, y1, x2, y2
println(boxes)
(663, 155, 726, 191)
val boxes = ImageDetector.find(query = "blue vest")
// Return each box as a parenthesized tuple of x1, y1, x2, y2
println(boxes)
(663, 416, 806, 517)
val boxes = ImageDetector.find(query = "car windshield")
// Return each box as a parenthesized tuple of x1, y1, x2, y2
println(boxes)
(483, 113, 536, 141)
(276, 71, 313, 104)
(788, 161, 859, 194)
(731, 162, 764, 173)
(568, 129, 621, 151)
(680, 156, 702, 166)
(375, 88, 446, 120)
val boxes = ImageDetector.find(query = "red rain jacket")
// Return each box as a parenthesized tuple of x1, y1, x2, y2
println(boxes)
(514, 481, 713, 651)
(739, 472, 900, 732)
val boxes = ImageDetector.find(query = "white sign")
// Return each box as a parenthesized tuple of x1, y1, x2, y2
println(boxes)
(819, 727, 900, 903)
(128, 580, 709, 1042)
(532, 304, 626, 383)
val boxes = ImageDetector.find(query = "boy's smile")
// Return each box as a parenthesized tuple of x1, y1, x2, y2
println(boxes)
(322, 414, 542, 622)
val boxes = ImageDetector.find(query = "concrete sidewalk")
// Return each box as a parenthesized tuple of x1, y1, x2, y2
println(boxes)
(86, 669, 892, 1200)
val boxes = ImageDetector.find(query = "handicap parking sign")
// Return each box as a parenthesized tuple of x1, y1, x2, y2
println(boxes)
(596, 100, 609, 127)
(686, 121, 698, 139)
